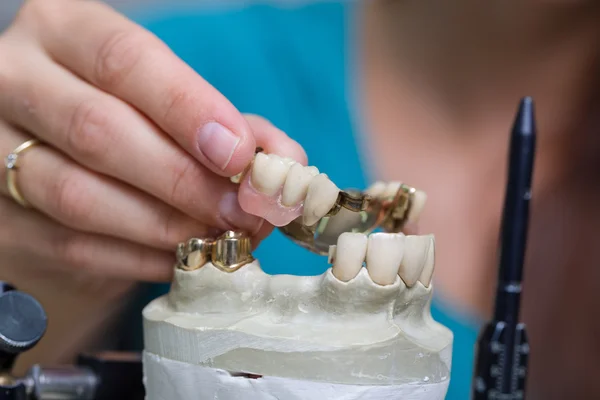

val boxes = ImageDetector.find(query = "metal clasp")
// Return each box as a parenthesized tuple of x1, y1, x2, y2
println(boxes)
(278, 184, 419, 255)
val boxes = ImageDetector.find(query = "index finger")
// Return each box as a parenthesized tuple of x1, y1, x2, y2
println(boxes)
(22, 0, 255, 176)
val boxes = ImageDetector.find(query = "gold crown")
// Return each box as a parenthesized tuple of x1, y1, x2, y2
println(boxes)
(175, 231, 254, 273)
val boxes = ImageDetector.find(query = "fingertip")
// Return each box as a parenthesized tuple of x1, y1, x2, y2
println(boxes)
(119, 247, 175, 282)
(142, 252, 175, 282)
(218, 190, 264, 233)
(129, 246, 176, 282)
(196, 119, 257, 177)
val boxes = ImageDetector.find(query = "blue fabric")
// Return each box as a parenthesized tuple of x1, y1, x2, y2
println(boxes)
(129, 3, 479, 399)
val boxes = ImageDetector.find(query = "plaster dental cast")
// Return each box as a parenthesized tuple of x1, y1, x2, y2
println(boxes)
(142, 152, 452, 400)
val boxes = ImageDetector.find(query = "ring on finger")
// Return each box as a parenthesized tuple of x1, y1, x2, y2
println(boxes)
(4, 138, 42, 208)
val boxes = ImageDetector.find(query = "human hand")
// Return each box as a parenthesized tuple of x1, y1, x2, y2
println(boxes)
(0, 0, 306, 282)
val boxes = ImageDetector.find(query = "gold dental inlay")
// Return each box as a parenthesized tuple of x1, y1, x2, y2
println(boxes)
(175, 231, 254, 273)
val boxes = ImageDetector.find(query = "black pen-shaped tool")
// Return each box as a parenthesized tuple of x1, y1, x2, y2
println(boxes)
(472, 97, 536, 400)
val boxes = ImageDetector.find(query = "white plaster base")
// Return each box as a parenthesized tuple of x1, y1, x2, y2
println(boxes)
(143, 351, 450, 400)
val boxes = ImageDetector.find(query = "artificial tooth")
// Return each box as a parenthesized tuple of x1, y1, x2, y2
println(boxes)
(364, 181, 386, 197)
(418, 235, 435, 287)
(303, 174, 340, 226)
(282, 156, 296, 166)
(328, 245, 337, 264)
(382, 181, 402, 198)
(398, 235, 430, 287)
(250, 153, 292, 196)
(408, 190, 427, 223)
(331, 232, 368, 282)
(366, 233, 405, 286)
(281, 164, 319, 207)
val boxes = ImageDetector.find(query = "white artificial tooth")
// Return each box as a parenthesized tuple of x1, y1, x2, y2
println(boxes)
(250, 152, 269, 189)
(281, 164, 319, 207)
(366, 233, 405, 286)
(418, 235, 435, 287)
(408, 190, 427, 223)
(303, 174, 339, 226)
(250, 153, 292, 196)
(398, 235, 430, 287)
(282, 157, 297, 168)
(327, 245, 337, 265)
(332, 232, 368, 282)
(382, 181, 402, 198)
(364, 181, 387, 197)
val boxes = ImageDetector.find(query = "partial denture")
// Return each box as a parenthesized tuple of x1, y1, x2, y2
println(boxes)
(232, 149, 428, 256)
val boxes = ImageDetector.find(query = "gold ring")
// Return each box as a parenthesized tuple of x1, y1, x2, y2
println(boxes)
(4, 139, 41, 207)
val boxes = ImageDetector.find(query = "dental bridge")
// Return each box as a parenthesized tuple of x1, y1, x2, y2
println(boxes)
(0, 98, 535, 400)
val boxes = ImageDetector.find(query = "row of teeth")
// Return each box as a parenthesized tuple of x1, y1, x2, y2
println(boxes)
(328, 232, 435, 288)
(251, 153, 331, 226)
(251, 153, 426, 226)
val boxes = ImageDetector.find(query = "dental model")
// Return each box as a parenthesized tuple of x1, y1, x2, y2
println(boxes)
(142, 152, 451, 399)
(143, 230, 452, 400)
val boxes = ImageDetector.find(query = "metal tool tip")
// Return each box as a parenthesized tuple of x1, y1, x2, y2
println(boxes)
(512, 97, 536, 137)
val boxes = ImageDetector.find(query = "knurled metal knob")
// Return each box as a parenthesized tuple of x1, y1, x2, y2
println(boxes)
(0, 290, 47, 355)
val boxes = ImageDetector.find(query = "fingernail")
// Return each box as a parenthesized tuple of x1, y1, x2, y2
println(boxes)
(219, 192, 264, 234)
(197, 122, 240, 170)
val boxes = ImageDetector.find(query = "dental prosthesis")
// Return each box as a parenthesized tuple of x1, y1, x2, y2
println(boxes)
(142, 151, 453, 400)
